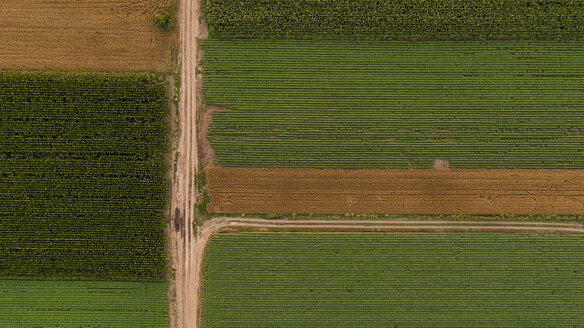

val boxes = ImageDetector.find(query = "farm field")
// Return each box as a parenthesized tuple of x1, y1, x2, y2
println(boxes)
(203, 40, 584, 169)
(0, 71, 168, 281)
(0, 280, 168, 327)
(206, 167, 584, 214)
(203, 0, 584, 40)
(202, 232, 584, 327)
(0, 0, 174, 71)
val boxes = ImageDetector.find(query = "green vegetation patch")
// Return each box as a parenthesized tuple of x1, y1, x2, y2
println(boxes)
(0, 71, 168, 281)
(0, 280, 168, 327)
(203, 40, 584, 168)
(202, 232, 584, 327)
(155, 8, 175, 32)
(203, 0, 584, 40)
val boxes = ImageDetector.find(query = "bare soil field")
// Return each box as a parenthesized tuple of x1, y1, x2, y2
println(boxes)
(0, 0, 174, 71)
(206, 167, 584, 214)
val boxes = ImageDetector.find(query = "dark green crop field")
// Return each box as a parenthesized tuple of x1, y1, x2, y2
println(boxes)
(203, 0, 584, 40)
(0, 280, 168, 327)
(203, 40, 584, 168)
(202, 232, 584, 327)
(0, 71, 168, 281)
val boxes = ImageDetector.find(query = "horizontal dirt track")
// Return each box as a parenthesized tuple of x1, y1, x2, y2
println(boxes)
(0, 0, 173, 71)
(206, 167, 584, 214)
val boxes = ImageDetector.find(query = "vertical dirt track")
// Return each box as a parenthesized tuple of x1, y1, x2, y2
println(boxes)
(206, 167, 584, 214)
(168, 0, 200, 326)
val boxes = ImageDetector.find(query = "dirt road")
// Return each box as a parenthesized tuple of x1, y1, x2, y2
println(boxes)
(191, 217, 584, 327)
(207, 167, 584, 214)
(168, 0, 200, 326)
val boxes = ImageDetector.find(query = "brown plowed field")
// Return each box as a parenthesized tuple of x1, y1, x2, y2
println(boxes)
(206, 167, 584, 214)
(0, 0, 173, 71)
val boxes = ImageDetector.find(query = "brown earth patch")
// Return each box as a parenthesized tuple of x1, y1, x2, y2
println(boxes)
(434, 159, 450, 169)
(206, 167, 584, 215)
(198, 105, 231, 167)
(0, 0, 175, 71)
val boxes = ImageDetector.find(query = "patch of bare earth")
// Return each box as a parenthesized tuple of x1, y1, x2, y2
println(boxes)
(0, 0, 175, 71)
(434, 158, 450, 169)
(199, 105, 231, 167)
(206, 167, 584, 214)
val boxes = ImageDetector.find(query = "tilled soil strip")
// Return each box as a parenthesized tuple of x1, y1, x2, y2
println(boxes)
(206, 167, 584, 214)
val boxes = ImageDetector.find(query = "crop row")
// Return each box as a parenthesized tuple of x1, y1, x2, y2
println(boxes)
(203, 0, 584, 40)
(202, 232, 584, 327)
(0, 71, 168, 281)
(0, 280, 168, 327)
(202, 40, 584, 168)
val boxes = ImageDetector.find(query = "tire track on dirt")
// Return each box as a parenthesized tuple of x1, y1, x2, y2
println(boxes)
(170, 0, 199, 326)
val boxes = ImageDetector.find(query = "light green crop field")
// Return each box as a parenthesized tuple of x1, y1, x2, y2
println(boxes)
(203, 40, 584, 168)
(0, 280, 168, 327)
(202, 232, 584, 327)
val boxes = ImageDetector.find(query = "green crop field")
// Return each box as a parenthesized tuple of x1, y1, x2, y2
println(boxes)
(0, 280, 168, 327)
(202, 232, 584, 327)
(0, 71, 168, 281)
(203, 40, 584, 168)
(203, 0, 584, 40)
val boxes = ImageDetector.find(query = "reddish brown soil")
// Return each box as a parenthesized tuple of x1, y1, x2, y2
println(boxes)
(206, 167, 584, 214)
(0, 0, 174, 71)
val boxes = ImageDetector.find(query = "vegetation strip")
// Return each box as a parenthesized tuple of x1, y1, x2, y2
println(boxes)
(0, 280, 169, 327)
(203, 0, 584, 40)
(0, 71, 168, 281)
(202, 230, 584, 327)
(203, 40, 584, 168)
(206, 167, 584, 215)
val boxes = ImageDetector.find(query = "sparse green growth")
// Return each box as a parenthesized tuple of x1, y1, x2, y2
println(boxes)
(196, 167, 211, 221)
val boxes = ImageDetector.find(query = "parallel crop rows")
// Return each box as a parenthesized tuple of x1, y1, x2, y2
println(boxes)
(203, 40, 584, 168)
(0, 71, 168, 281)
(0, 280, 169, 327)
(203, 0, 584, 40)
(202, 232, 584, 327)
